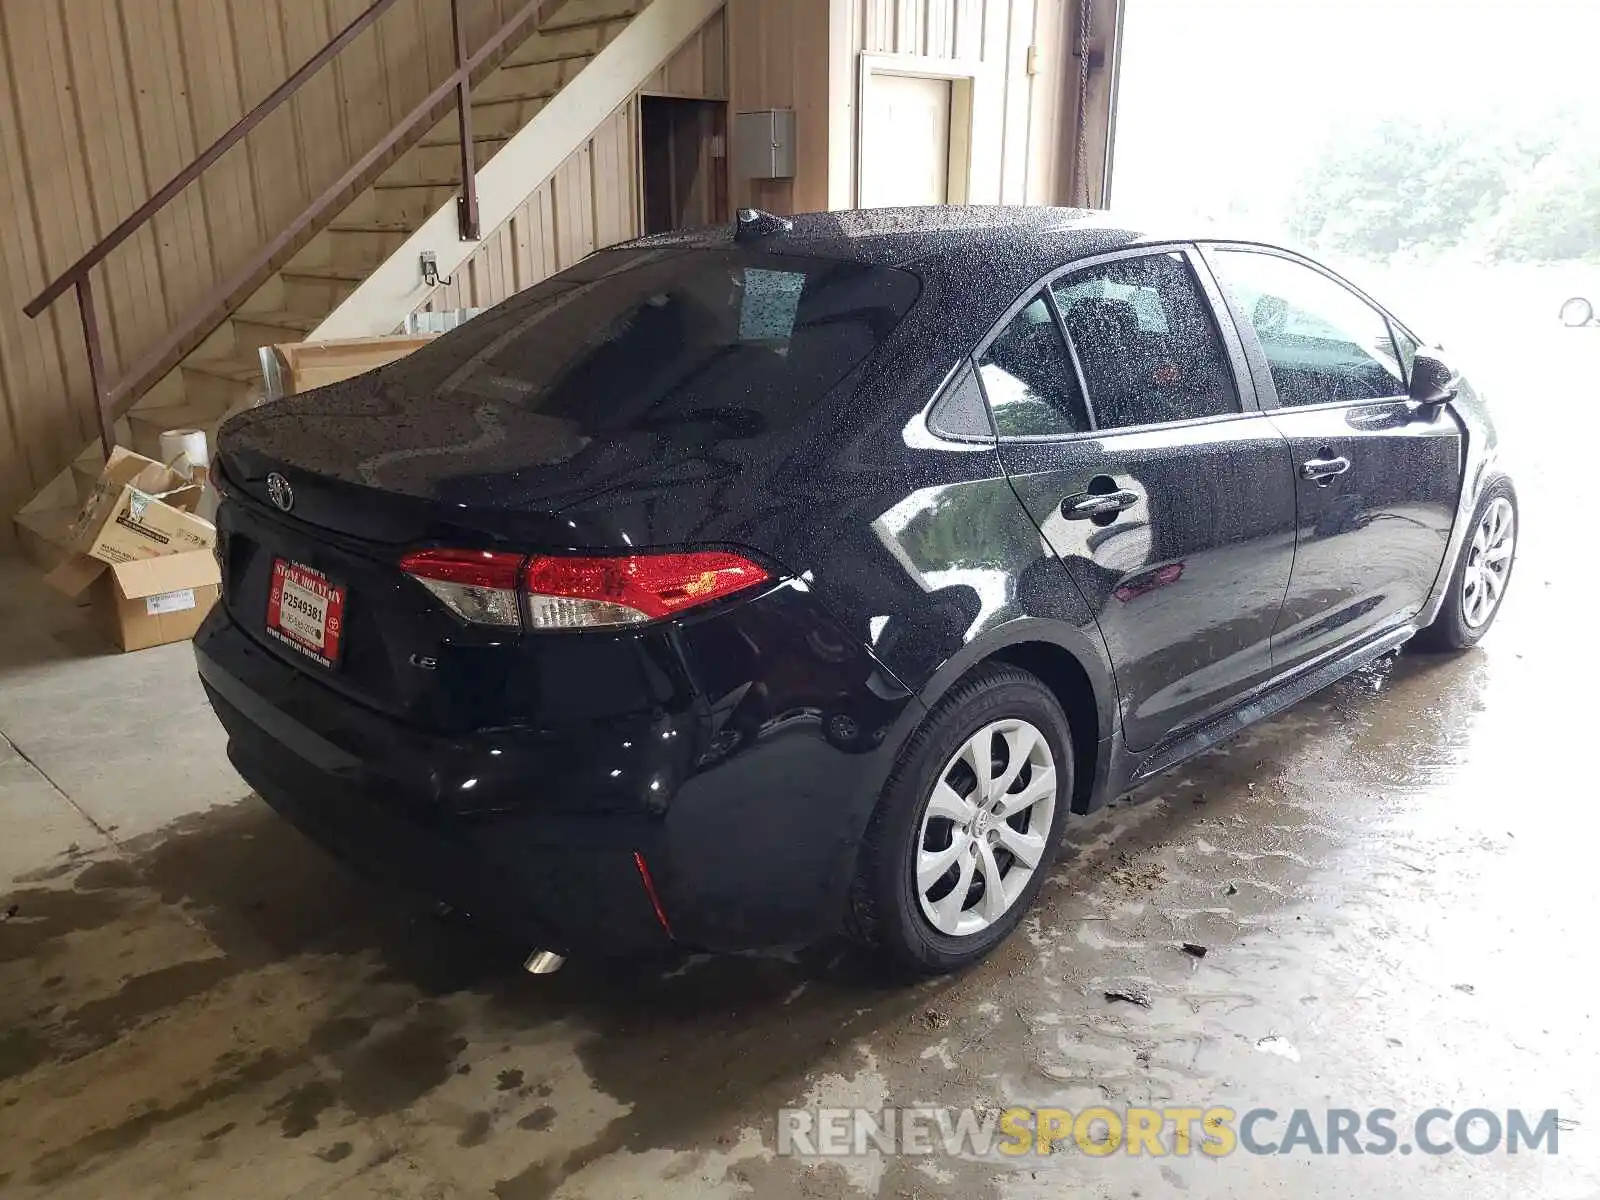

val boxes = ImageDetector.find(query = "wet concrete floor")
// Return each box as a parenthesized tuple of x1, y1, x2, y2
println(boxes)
(3, 372, 1598, 1198)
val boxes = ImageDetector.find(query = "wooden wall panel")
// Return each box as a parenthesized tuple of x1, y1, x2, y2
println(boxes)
(726, 0, 831, 213)
(640, 7, 726, 97)
(0, 0, 528, 527)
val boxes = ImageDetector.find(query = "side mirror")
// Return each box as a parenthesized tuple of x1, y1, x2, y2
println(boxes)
(1409, 351, 1459, 406)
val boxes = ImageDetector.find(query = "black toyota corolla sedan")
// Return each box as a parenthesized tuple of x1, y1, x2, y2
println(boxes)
(197, 206, 1516, 975)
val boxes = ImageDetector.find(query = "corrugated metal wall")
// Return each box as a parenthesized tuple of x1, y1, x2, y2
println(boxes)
(421, 10, 727, 311)
(0, 0, 526, 527)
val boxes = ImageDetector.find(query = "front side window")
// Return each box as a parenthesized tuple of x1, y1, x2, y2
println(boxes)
(977, 295, 1089, 438)
(1053, 251, 1240, 430)
(1208, 250, 1406, 407)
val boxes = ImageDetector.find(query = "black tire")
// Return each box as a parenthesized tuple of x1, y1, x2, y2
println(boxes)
(846, 664, 1074, 975)
(1412, 477, 1518, 652)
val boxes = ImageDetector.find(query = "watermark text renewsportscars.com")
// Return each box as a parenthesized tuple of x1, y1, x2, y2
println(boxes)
(777, 1106, 1563, 1158)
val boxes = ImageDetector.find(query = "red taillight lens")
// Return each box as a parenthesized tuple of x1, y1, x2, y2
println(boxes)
(400, 549, 525, 627)
(522, 551, 769, 630)
(399, 549, 770, 630)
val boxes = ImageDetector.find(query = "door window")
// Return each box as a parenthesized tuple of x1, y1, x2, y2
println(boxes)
(976, 295, 1089, 437)
(1209, 250, 1406, 406)
(1052, 251, 1240, 430)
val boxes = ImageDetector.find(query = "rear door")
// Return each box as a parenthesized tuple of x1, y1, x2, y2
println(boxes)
(1200, 246, 1462, 671)
(989, 246, 1298, 752)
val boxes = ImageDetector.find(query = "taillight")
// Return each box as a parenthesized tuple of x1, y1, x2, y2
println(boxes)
(400, 549, 524, 627)
(400, 549, 770, 631)
(522, 551, 769, 630)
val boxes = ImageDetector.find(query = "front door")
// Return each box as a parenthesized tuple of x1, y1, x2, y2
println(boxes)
(988, 248, 1298, 752)
(1201, 247, 1463, 670)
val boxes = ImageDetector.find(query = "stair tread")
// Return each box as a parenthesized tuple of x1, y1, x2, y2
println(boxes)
(371, 177, 462, 191)
(280, 264, 370, 282)
(416, 133, 511, 149)
(538, 9, 640, 34)
(500, 47, 598, 67)
(472, 89, 558, 107)
(178, 355, 260, 385)
(128, 397, 235, 429)
(327, 220, 417, 233)
(233, 308, 319, 333)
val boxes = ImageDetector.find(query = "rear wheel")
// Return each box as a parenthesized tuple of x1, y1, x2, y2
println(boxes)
(847, 664, 1073, 975)
(1413, 479, 1518, 652)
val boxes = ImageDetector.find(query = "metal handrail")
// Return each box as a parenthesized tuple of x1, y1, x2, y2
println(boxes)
(23, 0, 570, 456)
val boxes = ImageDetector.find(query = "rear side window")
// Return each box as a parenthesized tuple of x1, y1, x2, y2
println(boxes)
(428, 248, 921, 434)
(1053, 251, 1240, 430)
(1208, 249, 1406, 406)
(977, 295, 1089, 437)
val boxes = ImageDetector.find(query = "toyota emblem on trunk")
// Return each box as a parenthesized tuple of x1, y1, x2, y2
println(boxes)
(266, 472, 294, 512)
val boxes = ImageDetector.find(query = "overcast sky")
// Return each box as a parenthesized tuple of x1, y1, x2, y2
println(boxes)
(1111, 0, 1599, 231)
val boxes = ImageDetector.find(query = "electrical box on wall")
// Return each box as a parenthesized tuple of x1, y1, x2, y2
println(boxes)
(734, 109, 796, 180)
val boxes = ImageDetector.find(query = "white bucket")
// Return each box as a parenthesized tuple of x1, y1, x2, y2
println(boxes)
(159, 428, 210, 472)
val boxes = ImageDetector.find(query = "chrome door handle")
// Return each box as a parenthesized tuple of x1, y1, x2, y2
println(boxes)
(1301, 455, 1351, 484)
(1062, 489, 1139, 521)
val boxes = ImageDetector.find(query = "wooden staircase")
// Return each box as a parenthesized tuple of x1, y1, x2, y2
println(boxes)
(15, 0, 646, 570)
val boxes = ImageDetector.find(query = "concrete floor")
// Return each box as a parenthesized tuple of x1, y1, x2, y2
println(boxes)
(4, 339, 1599, 1198)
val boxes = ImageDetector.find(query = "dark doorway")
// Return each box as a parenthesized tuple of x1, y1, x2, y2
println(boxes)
(641, 97, 728, 234)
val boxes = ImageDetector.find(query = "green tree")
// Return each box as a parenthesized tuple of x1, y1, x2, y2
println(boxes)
(1287, 119, 1520, 257)
(1477, 134, 1600, 262)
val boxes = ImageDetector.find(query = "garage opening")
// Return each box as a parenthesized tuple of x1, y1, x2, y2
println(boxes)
(1110, 0, 1600, 346)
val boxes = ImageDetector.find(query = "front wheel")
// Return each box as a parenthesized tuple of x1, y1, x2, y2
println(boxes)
(1413, 478, 1518, 652)
(846, 664, 1073, 975)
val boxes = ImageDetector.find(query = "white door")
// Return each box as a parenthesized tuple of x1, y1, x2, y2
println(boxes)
(861, 73, 952, 207)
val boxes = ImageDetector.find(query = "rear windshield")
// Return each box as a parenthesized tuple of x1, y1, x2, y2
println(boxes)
(429, 246, 921, 433)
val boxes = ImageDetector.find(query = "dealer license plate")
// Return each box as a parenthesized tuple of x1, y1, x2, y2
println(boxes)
(266, 559, 346, 667)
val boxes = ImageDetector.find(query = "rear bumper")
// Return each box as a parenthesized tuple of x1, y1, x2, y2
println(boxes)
(198, 628, 671, 955)
(194, 581, 919, 955)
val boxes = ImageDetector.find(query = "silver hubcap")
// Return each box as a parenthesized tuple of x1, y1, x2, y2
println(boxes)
(916, 719, 1057, 938)
(1463, 496, 1515, 629)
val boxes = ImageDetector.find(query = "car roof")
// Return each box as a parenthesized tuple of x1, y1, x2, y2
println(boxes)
(618, 205, 1157, 291)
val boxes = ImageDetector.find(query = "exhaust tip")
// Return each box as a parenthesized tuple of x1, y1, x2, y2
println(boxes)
(524, 950, 566, 975)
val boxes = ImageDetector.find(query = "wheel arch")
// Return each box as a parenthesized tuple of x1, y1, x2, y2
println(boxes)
(914, 619, 1118, 814)
(988, 641, 1102, 814)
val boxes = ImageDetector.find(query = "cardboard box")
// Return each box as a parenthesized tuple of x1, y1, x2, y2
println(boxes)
(42, 447, 221, 652)
(46, 550, 221, 652)
(70, 447, 212, 565)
